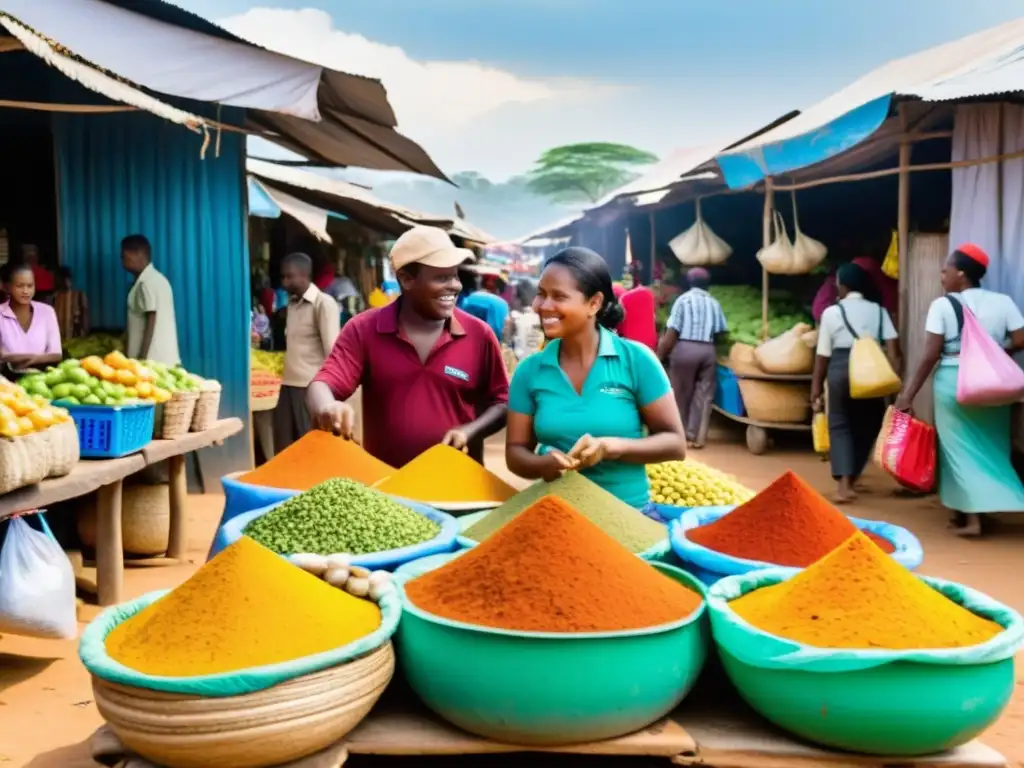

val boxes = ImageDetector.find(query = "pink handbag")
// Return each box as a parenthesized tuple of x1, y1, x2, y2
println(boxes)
(948, 296, 1024, 406)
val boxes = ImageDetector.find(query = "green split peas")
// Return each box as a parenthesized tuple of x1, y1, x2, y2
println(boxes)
(243, 478, 440, 556)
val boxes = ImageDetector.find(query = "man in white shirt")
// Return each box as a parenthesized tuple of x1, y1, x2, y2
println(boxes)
(122, 234, 179, 366)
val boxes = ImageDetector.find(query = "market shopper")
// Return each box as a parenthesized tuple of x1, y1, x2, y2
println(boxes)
(505, 247, 686, 508)
(507, 278, 543, 361)
(618, 279, 657, 351)
(0, 264, 62, 372)
(276, 252, 341, 453)
(894, 244, 1024, 537)
(657, 267, 727, 449)
(811, 263, 900, 504)
(122, 234, 179, 366)
(306, 226, 509, 467)
(461, 272, 509, 341)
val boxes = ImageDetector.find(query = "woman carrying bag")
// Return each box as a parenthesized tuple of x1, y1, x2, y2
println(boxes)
(811, 263, 901, 503)
(895, 244, 1024, 538)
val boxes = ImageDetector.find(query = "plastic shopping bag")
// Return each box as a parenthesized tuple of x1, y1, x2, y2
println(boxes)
(874, 407, 936, 493)
(839, 304, 901, 399)
(882, 229, 899, 279)
(0, 514, 77, 639)
(948, 296, 1024, 406)
(812, 413, 830, 454)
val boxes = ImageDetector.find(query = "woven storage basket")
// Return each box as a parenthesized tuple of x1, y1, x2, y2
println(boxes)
(92, 642, 394, 768)
(154, 391, 199, 440)
(191, 384, 222, 432)
(726, 343, 765, 377)
(737, 379, 810, 424)
(42, 420, 81, 478)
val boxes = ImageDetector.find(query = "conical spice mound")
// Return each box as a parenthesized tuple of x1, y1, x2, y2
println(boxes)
(376, 444, 516, 504)
(730, 532, 1002, 649)
(686, 470, 894, 566)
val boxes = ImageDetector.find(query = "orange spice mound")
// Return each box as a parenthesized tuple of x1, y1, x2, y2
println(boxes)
(686, 470, 896, 567)
(375, 444, 517, 504)
(238, 430, 394, 490)
(405, 494, 701, 632)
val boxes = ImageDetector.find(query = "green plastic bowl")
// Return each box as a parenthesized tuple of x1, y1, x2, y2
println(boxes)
(394, 552, 708, 746)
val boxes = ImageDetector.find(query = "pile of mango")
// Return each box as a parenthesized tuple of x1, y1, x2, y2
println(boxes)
(647, 459, 755, 507)
(18, 352, 202, 407)
(251, 350, 285, 376)
(0, 379, 72, 438)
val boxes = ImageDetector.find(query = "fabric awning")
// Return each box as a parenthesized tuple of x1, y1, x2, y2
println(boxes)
(248, 177, 281, 219)
(258, 180, 333, 243)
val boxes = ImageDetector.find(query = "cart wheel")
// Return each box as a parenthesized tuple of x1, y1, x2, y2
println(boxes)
(746, 426, 768, 455)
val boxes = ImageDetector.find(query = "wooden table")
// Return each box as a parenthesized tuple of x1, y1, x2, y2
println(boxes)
(0, 417, 243, 606)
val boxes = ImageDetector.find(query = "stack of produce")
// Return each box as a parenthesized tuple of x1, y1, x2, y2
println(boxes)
(647, 460, 754, 507)
(64, 332, 124, 360)
(243, 478, 441, 557)
(238, 430, 394, 490)
(729, 532, 1000, 649)
(250, 352, 283, 411)
(685, 471, 896, 566)
(105, 537, 382, 676)
(407, 494, 701, 632)
(709, 285, 811, 347)
(463, 471, 665, 554)
(375, 444, 516, 506)
(251, 350, 285, 376)
(0, 379, 77, 493)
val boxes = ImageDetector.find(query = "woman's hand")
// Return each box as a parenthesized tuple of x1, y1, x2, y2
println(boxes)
(893, 392, 914, 413)
(567, 434, 621, 471)
(540, 450, 577, 481)
(811, 393, 824, 413)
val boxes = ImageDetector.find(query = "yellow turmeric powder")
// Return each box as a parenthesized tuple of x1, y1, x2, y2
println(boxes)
(731, 533, 1003, 650)
(374, 444, 517, 504)
(106, 537, 382, 677)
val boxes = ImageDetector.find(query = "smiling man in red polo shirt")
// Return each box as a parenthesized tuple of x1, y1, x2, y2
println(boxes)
(306, 226, 509, 467)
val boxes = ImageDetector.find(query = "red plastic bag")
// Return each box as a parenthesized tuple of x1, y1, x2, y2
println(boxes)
(874, 407, 936, 493)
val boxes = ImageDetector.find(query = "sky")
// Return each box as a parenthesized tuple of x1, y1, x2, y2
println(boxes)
(175, 0, 1024, 181)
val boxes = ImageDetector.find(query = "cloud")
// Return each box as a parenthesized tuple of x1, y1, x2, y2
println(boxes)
(220, 8, 592, 140)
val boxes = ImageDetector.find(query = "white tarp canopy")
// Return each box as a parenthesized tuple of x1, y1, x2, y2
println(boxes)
(255, 179, 333, 243)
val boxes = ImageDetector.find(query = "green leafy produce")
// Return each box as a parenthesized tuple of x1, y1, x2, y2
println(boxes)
(244, 478, 441, 556)
(64, 333, 124, 359)
(710, 285, 812, 347)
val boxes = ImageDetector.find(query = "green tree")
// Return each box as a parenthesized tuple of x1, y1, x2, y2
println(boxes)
(526, 143, 658, 204)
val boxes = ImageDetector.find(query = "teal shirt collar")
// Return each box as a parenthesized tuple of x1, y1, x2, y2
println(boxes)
(539, 327, 620, 367)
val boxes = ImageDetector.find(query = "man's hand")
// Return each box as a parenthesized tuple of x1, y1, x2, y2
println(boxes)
(313, 401, 357, 439)
(540, 450, 577, 482)
(567, 434, 620, 470)
(441, 427, 471, 453)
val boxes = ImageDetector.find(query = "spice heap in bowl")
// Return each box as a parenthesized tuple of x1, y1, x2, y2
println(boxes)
(238, 430, 395, 490)
(462, 471, 668, 557)
(670, 470, 922, 583)
(374, 444, 517, 510)
(396, 494, 708, 745)
(708, 532, 1022, 755)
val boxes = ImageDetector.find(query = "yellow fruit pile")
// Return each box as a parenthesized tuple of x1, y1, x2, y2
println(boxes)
(251, 350, 285, 376)
(647, 460, 755, 507)
(81, 352, 172, 403)
(0, 380, 71, 438)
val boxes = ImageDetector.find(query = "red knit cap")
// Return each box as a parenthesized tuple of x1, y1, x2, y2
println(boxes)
(956, 243, 989, 268)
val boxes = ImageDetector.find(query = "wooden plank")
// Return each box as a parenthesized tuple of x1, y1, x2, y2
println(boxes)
(139, 418, 243, 465)
(0, 453, 145, 520)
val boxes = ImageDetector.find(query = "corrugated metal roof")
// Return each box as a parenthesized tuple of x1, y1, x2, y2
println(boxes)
(717, 18, 1024, 188)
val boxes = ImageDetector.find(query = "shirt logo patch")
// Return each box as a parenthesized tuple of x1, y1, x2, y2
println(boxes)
(444, 365, 470, 382)
(600, 385, 630, 397)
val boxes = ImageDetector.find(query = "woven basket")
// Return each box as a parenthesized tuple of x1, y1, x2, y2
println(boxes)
(726, 343, 765, 377)
(191, 385, 222, 433)
(154, 391, 199, 440)
(92, 642, 394, 768)
(737, 379, 810, 424)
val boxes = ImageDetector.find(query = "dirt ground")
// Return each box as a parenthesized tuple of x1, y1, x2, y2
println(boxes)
(1, 423, 1022, 767)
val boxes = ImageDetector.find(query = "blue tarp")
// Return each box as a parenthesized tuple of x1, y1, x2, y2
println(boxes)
(248, 177, 280, 219)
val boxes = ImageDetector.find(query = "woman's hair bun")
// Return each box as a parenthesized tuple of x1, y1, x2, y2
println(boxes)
(598, 298, 625, 330)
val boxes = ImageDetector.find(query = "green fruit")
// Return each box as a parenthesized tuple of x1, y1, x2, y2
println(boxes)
(63, 396, 81, 406)
(111, 384, 127, 398)
(43, 370, 66, 388)
(66, 367, 91, 385)
(104, 397, 119, 406)
(100, 380, 116, 396)
(72, 383, 92, 400)
(83, 394, 102, 405)
(60, 359, 81, 370)
(52, 383, 74, 400)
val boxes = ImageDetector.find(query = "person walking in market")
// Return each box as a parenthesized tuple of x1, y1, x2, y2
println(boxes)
(122, 234, 179, 366)
(618, 277, 658, 351)
(505, 247, 686, 509)
(811, 263, 900, 504)
(276, 252, 341, 453)
(656, 267, 727, 449)
(306, 226, 509, 468)
(894, 244, 1024, 537)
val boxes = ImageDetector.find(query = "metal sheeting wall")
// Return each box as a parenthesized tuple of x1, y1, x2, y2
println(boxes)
(52, 110, 251, 477)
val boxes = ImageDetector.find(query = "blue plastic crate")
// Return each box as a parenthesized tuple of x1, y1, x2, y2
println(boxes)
(714, 364, 745, 417)
(62, 402, 155, 459)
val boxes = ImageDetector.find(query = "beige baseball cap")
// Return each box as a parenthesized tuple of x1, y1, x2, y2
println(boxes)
(390, 226, 474, 272)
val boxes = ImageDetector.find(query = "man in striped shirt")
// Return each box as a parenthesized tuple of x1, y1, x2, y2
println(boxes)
(657, 268, 727, 448)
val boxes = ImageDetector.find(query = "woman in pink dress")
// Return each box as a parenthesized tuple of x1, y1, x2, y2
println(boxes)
(0, 264, 62, 373)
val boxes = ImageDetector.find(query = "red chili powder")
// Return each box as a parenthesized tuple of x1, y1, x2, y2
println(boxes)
(686, 471, 896, 567)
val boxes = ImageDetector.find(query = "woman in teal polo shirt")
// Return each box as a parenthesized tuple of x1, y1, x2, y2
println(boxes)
(506, 247, 687, 508)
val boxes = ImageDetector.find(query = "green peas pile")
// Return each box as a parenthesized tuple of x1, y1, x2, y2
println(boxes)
(243, 478, 441, 556)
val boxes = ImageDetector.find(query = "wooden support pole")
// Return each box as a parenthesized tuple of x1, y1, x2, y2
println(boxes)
(648, 210, 656, 284)
(167, 454, 188, 561)
(897, 104, 911, 347)
(95, 480, 124, 607)
(761, 178, 774, 342)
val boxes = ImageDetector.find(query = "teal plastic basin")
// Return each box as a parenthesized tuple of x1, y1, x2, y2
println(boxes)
(394, 552, 708, 746)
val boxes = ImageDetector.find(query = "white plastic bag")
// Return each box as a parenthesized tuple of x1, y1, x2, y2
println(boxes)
(0, 514, 77, 639)
(756, 211, 800, 274)
(669, 198, 733, 266)
(790, 192, 827, 271)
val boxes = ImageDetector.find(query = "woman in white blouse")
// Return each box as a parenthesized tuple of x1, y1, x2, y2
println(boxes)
(811, 263, 901, 503)
(895, 244, 1024, 537)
